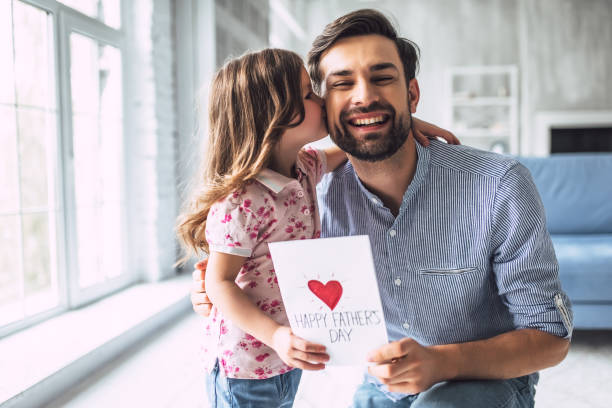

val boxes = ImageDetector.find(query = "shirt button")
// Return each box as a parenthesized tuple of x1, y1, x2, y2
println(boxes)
(370, 197, 378, 205)
(389, 229, 397, 237)
(297, 191, 304, 198)
(394, 278, 401, 286)
(402, 322, 410, 330)
(304, 209, 311, 216)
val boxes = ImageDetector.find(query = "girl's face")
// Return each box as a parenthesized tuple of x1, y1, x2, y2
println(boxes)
(282, 68, 327, 146)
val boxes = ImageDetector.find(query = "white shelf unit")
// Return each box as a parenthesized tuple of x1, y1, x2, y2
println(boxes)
(445, 65, 519, 154)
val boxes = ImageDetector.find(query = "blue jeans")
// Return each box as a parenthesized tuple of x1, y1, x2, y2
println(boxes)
(353, 374, 537, 408)
(205, 361, 302, 408)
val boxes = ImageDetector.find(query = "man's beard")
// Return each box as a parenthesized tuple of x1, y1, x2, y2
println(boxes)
(329, 102, 411, 162)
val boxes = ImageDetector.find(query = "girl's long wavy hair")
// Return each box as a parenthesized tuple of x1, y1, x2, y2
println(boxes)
(176, 49, 306, 261)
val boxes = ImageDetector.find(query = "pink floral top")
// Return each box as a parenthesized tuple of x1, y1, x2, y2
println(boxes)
(203, 148, 327, 379)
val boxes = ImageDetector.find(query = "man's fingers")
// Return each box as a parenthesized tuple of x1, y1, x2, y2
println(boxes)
(381, 373, 417, 385)
(191, 280, 206, 292)
(192, 267, 205, 281)
(367, 338, 415, 363)
(368, 359, 413, 380)
(193, 302, 212, 313)
(192, 301, 212, 317)
(191, 291, 211, 305)
(192, 301, 212, 310)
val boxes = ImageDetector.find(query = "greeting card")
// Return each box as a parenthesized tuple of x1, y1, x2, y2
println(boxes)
(269, 235, 388, 365)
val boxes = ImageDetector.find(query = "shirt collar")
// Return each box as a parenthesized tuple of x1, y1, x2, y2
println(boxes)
(350, 141, 430, 209)
(254, 168, 296, 194)
(255, 154, 307, 194)
(397, 141, 430, 212)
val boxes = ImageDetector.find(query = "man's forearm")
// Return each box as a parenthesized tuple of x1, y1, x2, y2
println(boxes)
(434, 329, 570, 380)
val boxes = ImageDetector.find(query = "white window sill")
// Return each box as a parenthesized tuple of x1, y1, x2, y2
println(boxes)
(0, 274, 192, 408)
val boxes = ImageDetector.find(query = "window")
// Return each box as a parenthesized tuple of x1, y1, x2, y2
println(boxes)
(59, 0, 120, 28)
(0, 0, 132, 337)
(69, 33, 126, 294)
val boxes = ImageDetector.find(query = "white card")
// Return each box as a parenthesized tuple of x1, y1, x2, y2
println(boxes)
(269, 235, 388, 365)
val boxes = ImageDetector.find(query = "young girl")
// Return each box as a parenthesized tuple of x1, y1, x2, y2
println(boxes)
(178, 48, 457, 407)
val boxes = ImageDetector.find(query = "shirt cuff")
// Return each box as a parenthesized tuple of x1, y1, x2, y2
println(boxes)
(209, 244, 252, 258)
(554, 292, 574, 339)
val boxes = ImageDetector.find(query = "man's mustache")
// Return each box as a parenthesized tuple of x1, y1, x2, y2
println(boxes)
(339, 101, 395, 121)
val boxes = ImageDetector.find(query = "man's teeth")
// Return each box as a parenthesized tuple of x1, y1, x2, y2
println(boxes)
(354, 116, 385, 126)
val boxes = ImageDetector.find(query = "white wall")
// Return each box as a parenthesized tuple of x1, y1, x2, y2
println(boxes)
(272, 0, 612, 156)
(520, 0, 612, 154)
(125, 0, 177, 281)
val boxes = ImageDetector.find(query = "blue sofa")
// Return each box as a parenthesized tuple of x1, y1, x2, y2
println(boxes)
(518, 153, 612, 329)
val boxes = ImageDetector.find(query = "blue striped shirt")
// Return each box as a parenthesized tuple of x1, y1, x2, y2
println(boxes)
(317, 140, 573, 398)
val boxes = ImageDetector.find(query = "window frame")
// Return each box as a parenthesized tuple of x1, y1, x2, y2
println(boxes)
(58, 2, 134, 308)
(0, 0, 134, 338)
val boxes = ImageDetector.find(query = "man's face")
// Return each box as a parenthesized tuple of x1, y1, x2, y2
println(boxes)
(319, 34, 417, 162)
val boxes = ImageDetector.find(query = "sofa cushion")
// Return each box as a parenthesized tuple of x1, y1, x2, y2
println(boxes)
(518, 154, 612, 234)
(552, 234, 612, 301)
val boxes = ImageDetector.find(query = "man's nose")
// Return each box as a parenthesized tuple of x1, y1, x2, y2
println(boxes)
(352, 80, 378, 106)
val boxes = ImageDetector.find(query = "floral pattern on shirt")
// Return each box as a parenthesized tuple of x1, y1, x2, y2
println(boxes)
(202, 147, 326, 379)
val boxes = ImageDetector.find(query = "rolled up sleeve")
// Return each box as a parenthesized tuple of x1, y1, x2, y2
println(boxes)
(490, 163, 573, 339)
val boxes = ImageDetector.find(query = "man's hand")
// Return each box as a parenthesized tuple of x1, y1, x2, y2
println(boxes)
(412, 117, 460, 147)
(191, 259, 213, 317)
(271, 326, 330, 371)
(367, 338, 449, 394)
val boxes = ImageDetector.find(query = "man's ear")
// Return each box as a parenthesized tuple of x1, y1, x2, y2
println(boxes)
(408, 78, 420, 114)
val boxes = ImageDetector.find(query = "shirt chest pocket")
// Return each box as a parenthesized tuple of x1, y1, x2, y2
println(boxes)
(416, 267, 485, 295)
(413, 266, 490, 327)
(418, 267, 479, 276)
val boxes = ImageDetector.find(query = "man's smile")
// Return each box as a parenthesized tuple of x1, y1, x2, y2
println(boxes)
(345, 112, 392, 134)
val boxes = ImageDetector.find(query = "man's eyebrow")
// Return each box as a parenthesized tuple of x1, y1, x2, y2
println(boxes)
(326, 63, 399, 80)
(327, 69, 353, 78)
(371, 63, 399, 72)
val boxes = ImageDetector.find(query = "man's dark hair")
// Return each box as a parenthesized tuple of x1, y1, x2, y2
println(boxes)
(307, 9, 420, 94)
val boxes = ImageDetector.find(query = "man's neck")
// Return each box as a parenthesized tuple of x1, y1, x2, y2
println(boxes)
(349, 137, 418, 217)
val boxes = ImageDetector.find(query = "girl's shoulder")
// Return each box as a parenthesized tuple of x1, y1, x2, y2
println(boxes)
(210, 180, 276, 220)
(215, 180, 267, 204)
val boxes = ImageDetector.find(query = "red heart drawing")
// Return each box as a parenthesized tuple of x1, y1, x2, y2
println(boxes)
(307, 280, 343, 310)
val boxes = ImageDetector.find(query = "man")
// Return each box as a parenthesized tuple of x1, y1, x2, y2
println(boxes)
(192, 9, 572, 407)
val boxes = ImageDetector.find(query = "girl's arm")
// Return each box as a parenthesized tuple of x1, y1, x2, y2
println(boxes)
(205, 251, 329, 370)
(413, 117, 461, 146)
(323, 145, 348, 172)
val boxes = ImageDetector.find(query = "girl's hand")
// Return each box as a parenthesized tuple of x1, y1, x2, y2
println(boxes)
(412, 117, 460, 146)
(271, 326, 330, 371)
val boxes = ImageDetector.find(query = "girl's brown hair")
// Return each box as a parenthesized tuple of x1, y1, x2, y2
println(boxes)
(177, 49, 306, 260)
